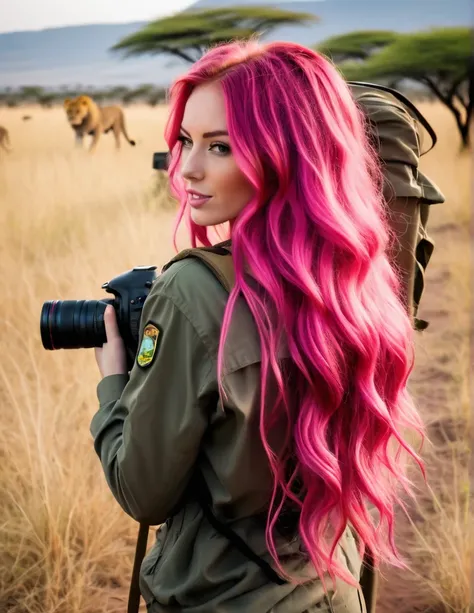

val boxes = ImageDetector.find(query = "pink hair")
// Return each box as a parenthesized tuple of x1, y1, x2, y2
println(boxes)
(164, 40, 425, 589)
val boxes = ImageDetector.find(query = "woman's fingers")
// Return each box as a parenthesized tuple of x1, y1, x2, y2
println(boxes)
(104, 306, 121, 341)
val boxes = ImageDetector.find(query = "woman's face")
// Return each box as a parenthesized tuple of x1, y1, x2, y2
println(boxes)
(178, 81, 255, 227)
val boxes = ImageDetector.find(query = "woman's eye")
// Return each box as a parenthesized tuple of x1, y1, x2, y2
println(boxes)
(177, 135, 230, 155)
(210, 143, 230, 155)
(177, 135, 192, 148)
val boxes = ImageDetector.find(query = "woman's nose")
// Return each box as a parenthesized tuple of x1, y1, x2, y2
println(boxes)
(181, 152, 205, 182)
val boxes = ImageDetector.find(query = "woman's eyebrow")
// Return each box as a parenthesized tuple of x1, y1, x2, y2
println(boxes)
(180, 126, 229, 138)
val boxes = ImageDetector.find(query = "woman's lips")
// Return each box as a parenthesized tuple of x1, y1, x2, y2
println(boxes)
(187, 193, 212, 208)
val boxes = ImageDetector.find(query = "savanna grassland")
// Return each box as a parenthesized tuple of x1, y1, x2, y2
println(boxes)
(0, 102, 471, 613)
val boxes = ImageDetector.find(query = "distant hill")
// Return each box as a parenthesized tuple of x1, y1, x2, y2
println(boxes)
(0, 0, 469, 88)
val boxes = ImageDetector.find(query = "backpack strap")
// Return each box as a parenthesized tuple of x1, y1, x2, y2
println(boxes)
(161, 241, 235, 293)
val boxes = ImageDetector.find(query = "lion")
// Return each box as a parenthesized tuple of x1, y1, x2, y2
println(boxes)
(0, 125, 11, 153)
(63, 95, 136, 152)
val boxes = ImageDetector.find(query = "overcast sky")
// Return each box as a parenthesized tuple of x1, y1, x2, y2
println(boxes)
(0, 0, 196, 33)
(0, 0, 325, 33)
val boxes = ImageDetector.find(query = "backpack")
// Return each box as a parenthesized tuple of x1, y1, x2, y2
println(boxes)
(348, 81, 445, 331)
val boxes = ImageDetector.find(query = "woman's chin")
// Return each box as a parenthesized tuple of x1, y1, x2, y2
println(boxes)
(190, 209, 220, 227)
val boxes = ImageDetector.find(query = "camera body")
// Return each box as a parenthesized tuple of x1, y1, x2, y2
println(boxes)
(152, 151, 170, 171)
(40, 266, 158, 371)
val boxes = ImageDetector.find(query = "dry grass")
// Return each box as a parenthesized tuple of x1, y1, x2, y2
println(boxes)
(0, 102, 471, 613)
(376, 103, 472, 613)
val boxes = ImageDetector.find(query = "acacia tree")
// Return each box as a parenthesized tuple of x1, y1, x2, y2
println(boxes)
(318, 28, 472, 148)
(111, 5, 317, 64)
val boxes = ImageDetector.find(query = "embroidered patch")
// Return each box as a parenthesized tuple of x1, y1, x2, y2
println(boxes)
(136, 322, 161, 368)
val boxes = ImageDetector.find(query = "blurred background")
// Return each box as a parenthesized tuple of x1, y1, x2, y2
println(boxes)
(0, 1, 471, 612)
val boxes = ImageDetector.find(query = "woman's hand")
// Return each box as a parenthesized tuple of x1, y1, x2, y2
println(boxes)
(94, 305, 128, 378)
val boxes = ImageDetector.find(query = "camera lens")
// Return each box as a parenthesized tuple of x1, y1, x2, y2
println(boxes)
(40, 299, 111, 350)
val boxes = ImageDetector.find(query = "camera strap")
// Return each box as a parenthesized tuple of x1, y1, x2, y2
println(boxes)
(192, 470, 286, 586)
(128, 493, 284, 613)
(161, 239, 235, 292)
(128, 523, 149, 613)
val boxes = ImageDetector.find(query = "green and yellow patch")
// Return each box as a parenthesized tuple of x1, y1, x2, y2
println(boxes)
(136, 322, 161, 368)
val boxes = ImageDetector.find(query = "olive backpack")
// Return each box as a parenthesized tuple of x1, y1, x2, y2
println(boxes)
(348, 81, 443, 331)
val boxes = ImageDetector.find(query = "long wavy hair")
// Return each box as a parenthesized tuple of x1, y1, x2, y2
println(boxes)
(163, 40, 425, 588)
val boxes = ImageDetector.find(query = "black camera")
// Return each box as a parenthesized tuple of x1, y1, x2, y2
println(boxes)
(40, 266, 158, 371)
(152, 151, 170, 171)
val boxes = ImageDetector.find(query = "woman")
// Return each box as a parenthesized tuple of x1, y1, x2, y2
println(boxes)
(91, 40, 428, 613)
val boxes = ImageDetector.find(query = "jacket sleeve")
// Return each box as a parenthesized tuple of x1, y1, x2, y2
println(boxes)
(90, 277, 217, 525)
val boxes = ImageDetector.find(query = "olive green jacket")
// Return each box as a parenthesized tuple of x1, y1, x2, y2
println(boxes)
(91, 257, 366, 612)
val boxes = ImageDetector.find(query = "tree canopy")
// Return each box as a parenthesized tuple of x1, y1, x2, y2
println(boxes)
(111, 6, 318, 64)
(317, 28, 472, 147)
(317, 30, 398, 62)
